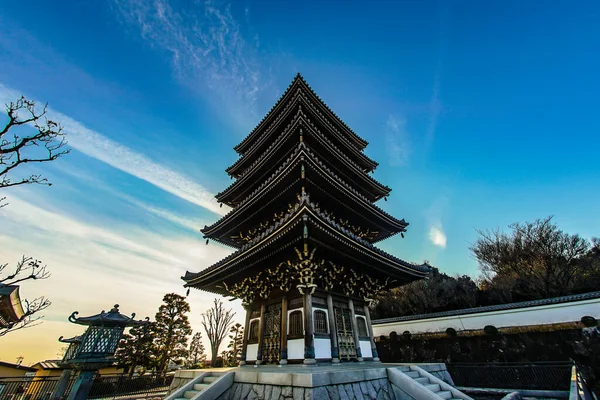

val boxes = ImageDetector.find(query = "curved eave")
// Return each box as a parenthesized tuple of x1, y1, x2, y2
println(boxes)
(205, 144, 407, 241)
(218, 117, 389, 205)
(228, 94, 377, 177)
(235, 74, 368, 155)
(185, 200, 428, 289)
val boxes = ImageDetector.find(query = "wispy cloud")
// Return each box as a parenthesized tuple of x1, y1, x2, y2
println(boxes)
(0, 194, 240, 363)
(0, 83, 227, 216)
(112, 0, 270, 128)
(385, 115, 411, 166)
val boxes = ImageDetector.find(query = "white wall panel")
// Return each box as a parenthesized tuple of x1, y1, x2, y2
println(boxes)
(373, 297, 600, 337)
(288, 338, 304, 360)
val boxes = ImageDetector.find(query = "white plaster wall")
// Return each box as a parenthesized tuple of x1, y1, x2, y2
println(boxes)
(287, 338, 304, 360)
(246, 344, 258, 361)
(359, 340, 372, 358)
(372, 297, 600, 336)
(314, 338, 332, 359)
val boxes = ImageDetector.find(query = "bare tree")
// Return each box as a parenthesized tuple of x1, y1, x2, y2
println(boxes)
(201, 298, 235, 367)
(1, 96, 70, 206)
(0, 256, 51, 337)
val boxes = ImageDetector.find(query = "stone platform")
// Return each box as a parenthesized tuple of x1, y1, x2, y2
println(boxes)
(168, 363, 462, 400)
(220, 363, 455, 399)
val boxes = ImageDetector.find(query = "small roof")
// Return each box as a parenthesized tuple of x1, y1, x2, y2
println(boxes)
(31, 360, 63, 370)
(0, 360, 37, 372)
(58, 335, 82, 344)
(68, 304, 149, 327)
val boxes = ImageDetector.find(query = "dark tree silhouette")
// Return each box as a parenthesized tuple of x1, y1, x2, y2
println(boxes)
(472, 216, 592, 299)
(115, 322, 157, 376)
(187, 331, 207, 368)
(201, 298, 235, 367)
(1, 96, 70, 207)
(223, 323, 244, 367)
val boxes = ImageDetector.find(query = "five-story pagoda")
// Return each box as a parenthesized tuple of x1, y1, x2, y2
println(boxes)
(183, 74, 430, 365)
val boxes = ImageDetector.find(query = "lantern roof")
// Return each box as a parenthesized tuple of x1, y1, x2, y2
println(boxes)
(58, 334, 83, 344)
(68, 304, 148, 327)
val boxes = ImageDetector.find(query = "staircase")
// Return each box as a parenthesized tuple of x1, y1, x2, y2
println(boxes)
(398, 366, 463, 399)
(168, 371, 232, 400)
(388, 366, 472, 400)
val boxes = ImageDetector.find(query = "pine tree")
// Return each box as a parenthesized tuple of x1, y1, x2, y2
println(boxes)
(153, 293, 192, 373)
(188, 332, 207, 368)
(115, 322, 157, 377)
(223, 323, 243, 367)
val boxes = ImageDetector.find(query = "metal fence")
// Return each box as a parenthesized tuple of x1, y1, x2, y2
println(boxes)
(0, 373, 173, 400)
(88, 374, 173, 399)
(447, 362, 574, 391)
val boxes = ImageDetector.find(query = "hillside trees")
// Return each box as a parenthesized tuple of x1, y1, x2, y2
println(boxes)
(373, 217, 599, 320)
(472, 216, 595, 300)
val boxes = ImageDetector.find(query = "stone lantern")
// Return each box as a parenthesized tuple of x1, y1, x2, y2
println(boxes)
(62, 304, 148, 400)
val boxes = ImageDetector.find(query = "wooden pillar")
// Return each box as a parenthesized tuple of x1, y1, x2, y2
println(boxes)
(363, 303, 380, 362)
(348, 298, 363, 362)
(239, 303, 252, 366)
(303, 291, 316, 364)
(280, 296, 288, 365)
(255, 302, 266, 365)
(326, 293, 340, 363)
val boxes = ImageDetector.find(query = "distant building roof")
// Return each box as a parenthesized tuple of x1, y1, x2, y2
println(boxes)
(31, 360, 63, 370)
(0, 285, 26, 327)
(373, 290, 600, 325)
(0, 360, 37, 372)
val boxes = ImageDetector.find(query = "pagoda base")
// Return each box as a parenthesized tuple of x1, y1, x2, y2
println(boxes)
(212, 362, 456, 400)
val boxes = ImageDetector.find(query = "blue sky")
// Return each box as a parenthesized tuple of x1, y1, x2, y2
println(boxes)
(0, 0, 599, 362)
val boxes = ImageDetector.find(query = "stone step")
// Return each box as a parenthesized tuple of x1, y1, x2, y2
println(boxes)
(424, 383, 441, 392)
(438, 391, 452, 399)
(184, 390, 200, 399)
(405, 370, 420, 379)
(415, 377, 429, 384)
(203, 376, 218, 383)
(193, 383, 211, 391)
(397, 366, 411, 372)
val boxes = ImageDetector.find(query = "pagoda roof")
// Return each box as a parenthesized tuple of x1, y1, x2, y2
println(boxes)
(68, 304, 149, 327)
(228, 92, 378, 177)
(216, 117, 390, 206)
(203, 142, 408, 247)
(184, 193, 430, 294)
(234, 73, 369, 156)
